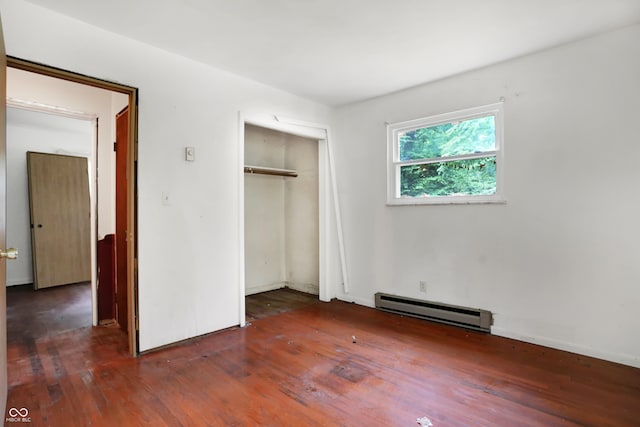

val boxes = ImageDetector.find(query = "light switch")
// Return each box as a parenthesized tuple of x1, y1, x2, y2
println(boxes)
(185, 146, 195, 161)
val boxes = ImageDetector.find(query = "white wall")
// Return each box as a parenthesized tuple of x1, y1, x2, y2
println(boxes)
(244, 125, 319, 295)
(244, 125, 287, 294)
(332, 24, 640, 367)
(284, 131, 319, 294)
(0, 0, 333, 351)
(6, 107, 93, 285)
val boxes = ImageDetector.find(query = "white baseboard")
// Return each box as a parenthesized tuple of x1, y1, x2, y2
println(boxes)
(6, 278, 32, 287)
(245, 282, 286, 296)
(491, 326, 640, 369)
(336, 294, 375, 308)
(285, 282, 319, 295)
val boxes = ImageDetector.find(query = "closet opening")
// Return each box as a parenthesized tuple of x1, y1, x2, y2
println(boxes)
(243, 123, 320, 320)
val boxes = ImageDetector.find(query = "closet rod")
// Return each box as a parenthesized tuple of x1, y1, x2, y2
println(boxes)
(243, 165, 298, 178)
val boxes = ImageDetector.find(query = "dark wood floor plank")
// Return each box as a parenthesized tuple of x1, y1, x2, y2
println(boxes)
(245, 288, 318, 321)
(6, 286, 640, 426)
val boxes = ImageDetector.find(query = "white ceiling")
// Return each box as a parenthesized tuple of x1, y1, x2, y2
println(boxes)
(25, 0, 640, 106)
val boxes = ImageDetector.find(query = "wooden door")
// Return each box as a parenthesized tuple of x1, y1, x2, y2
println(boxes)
(27, 152, 91, 289)
(97, 234, 116, 322)
(1, 15, 9, 418)
(115, 107, 128, 331)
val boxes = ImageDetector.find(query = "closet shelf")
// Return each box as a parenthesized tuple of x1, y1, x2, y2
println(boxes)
(244, 165, 298, 178)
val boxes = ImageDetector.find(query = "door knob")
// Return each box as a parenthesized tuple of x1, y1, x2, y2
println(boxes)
(0, 248, 18, 260)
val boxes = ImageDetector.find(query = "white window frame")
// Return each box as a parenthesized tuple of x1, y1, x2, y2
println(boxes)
(387, 102, 505, 205)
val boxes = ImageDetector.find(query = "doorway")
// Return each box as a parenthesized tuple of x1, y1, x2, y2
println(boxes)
(6, 57, 139, 355)
(239, 113, 348, 325)
(6, 106, 95, 290)
(244, 124, 320, 319)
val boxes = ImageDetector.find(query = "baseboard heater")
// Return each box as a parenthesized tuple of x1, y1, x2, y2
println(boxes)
(375, 293, 492, 333)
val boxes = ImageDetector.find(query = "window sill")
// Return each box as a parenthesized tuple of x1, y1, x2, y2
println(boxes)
(386, 195, 506, 206)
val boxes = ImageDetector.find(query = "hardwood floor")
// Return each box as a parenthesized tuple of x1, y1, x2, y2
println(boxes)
(245, 288, 318, 321)
(6, 287, 640, 426)
(6, 283, 92, 342)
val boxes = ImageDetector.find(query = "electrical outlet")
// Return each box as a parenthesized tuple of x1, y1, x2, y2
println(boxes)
(419, 281, 427, 293)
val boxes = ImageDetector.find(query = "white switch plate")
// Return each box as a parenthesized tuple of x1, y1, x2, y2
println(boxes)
(185, 146, 195, 161)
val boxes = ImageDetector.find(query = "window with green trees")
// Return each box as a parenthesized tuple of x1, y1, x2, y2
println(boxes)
(387, 103, 504, 205)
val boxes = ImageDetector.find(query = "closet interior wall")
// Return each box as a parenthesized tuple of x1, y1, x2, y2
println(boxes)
(244, 124, 319, 296)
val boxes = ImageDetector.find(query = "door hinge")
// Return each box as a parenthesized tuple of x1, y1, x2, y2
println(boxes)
(114, 142, 117, 152)
(135, 315, 139, 331)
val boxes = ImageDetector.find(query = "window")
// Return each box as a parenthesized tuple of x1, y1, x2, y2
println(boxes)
(387, 102, 504, 205)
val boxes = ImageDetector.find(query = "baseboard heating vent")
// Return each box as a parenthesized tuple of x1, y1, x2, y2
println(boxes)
(375, 293, 492, 333)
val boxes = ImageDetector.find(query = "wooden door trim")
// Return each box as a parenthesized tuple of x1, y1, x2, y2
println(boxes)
(115, 107, 129, 332)
(7, 56, 140, 356)
(7, 56, 135, 95)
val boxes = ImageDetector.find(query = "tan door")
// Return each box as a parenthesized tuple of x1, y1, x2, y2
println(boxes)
(1, 15, 9, 418)
(27, 152, 91, 289)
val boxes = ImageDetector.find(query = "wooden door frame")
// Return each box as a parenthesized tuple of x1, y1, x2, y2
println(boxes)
(7, 56, 139, 356)
(114, 106, 129, 333)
